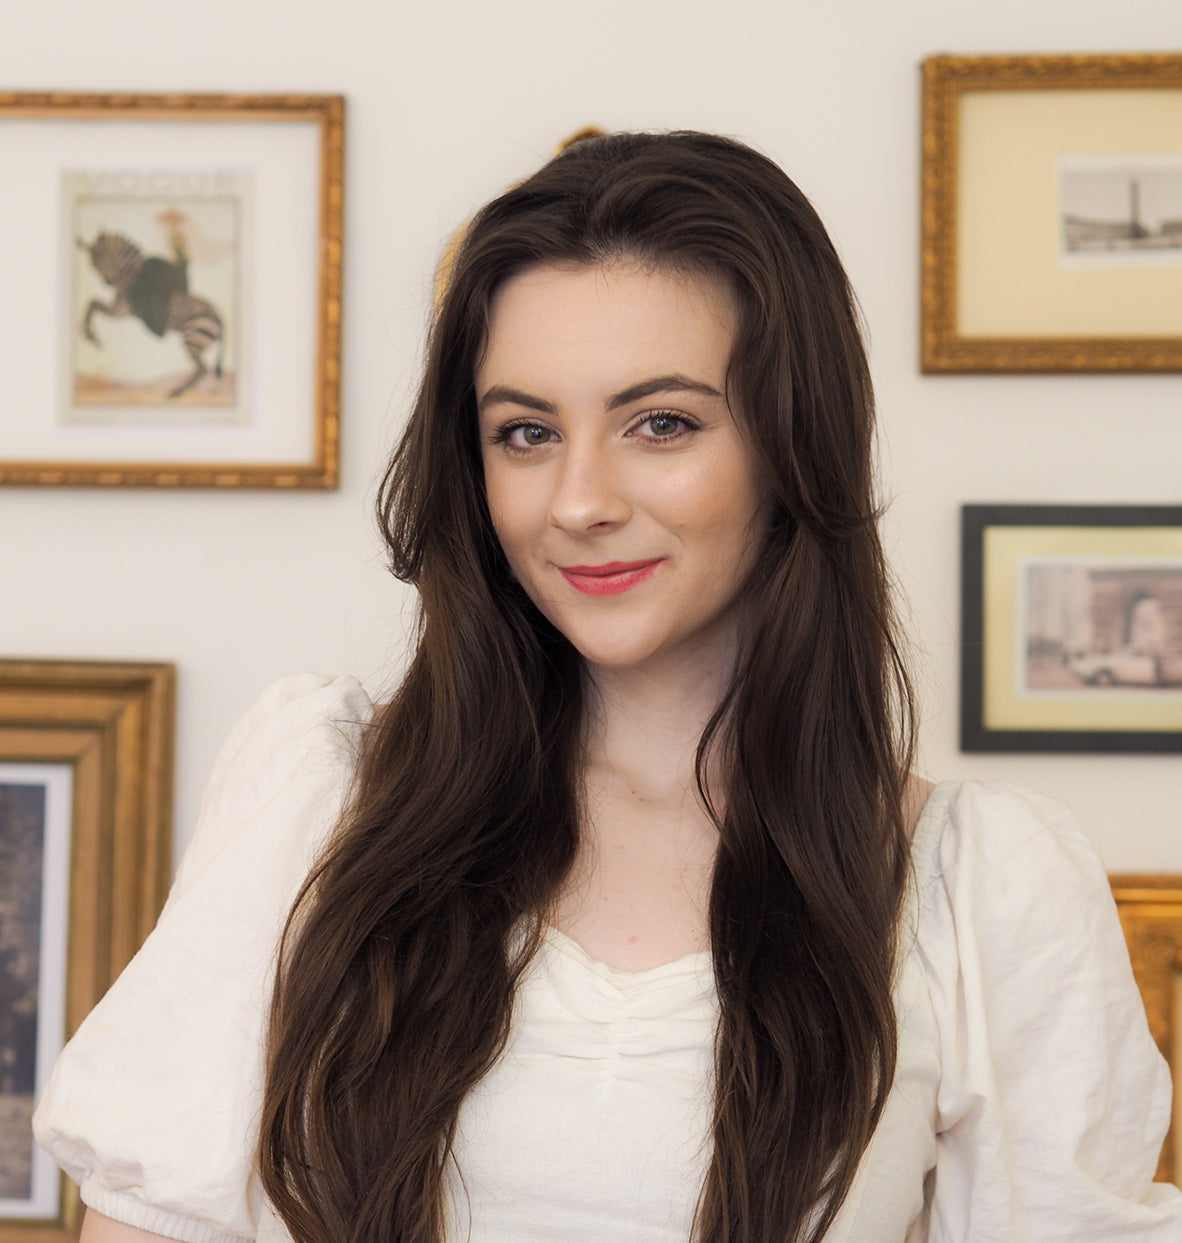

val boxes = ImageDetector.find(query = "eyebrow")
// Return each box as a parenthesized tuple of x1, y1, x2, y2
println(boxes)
(477, 373, 723, 417)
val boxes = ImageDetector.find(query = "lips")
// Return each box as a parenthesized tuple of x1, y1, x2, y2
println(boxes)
(557, 559, 663, 596)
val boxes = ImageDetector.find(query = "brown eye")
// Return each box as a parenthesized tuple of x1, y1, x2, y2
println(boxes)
(635, 412, 694, 439)
(649, 414, 680, 436)
(506, 423, 552, 447)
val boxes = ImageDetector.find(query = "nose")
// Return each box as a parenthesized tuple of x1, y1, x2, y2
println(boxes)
(547, 437, 632, 533)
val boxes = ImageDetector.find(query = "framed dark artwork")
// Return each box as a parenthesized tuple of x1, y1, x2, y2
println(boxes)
(0, 92, 344, 488)
(1109, 875, 1182, 1184)
(922, 53, 1182, 372)
(961, 505, 1182, 752)
(0, 661, 173, 1240)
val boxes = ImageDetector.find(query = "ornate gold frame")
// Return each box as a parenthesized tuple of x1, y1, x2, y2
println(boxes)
(921, 53, 1182, 372)
(1111, 875, 1182, 1183)
(0, 660, 174, 1240)
(0, 92, 344, 488)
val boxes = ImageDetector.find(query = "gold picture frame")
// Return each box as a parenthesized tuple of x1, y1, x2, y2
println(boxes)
(0, 92, 344, 487)
(921, 53, 1182, 372)
(0, 660, 174, 1240)
(1110, 875, 1182, 1183)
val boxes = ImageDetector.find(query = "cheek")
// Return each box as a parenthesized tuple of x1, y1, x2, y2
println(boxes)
(483, 465, 541, 562)
(482, 461, 514, 534)
(654, 457, 763, 542)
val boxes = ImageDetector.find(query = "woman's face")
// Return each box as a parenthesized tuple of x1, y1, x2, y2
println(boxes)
(476, 260, 766, 676)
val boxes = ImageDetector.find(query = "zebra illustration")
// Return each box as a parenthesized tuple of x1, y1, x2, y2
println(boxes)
(79, 231, 226, 398)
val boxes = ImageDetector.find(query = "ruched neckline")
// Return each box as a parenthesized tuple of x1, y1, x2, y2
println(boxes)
(543, 925, 712, 983)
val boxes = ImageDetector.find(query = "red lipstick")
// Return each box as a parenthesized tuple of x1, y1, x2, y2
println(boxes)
(558, 559, 663, 596)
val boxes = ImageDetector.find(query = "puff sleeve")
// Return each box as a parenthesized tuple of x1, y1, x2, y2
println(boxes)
(33, 673, 374, 1243)
(917, 781, 1182, 1241)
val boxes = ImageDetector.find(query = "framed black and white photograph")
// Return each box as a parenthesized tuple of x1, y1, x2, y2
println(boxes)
(0, 661, 173, 1241)
(0, 92, 343, 488)
(1060, 157, 1182, 264)
(922, 53, 1182, 372)
(961, 505, 1182, 752)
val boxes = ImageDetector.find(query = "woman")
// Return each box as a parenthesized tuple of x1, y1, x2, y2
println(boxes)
(37, 131, 1181, 1242)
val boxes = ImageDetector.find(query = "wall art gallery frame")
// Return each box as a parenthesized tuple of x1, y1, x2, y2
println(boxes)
(0, 660, 173, 1241)
(961, 504, 1182, 752)
(1109, 875, 1182, 1184)
(922, 53, 1182, 372)
(0, 92, 344, 488)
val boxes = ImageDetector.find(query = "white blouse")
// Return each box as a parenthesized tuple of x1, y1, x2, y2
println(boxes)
(33, 673, 1182, 1242)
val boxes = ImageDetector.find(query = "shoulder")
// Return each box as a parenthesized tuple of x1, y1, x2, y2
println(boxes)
(904, 778, 1122, 984)
(909, 778, 1106, 899)
(201, 671, 374, 799)
(175, 672, 375, 889)
(904, 779, 1129, 1022)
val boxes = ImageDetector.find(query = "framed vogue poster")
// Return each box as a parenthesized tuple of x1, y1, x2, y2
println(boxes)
(0, 661, 173, 1240)
(961, 505, 1182, 752)
(922, 54, 1182, 372)
(0, 92, 343, 488)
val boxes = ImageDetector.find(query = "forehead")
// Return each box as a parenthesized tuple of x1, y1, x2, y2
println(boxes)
(477, 261, 738, 393)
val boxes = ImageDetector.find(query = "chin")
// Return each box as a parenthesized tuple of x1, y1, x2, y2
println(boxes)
(584, 654, 650, 674)
(558, 626, 662, 671)
(555, 615, 736, 677)
(569, 641, 653, 671)
(577, 637, 711, 677)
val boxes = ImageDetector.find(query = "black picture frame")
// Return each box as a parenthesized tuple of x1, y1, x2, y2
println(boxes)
(961, 504, 1182, 753)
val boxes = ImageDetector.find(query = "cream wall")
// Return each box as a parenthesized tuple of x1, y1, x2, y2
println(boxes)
(1, 0, 1178, 869)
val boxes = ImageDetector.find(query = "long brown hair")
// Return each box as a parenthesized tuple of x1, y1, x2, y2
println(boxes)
(260, 131, 915, 1243)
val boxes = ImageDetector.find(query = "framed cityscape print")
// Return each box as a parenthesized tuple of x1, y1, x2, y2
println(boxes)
(922, 54, 1182, 372)
(0, 660, 173, 1239)
(962, 504, 1182, 752)
(0, 93, 343, 487)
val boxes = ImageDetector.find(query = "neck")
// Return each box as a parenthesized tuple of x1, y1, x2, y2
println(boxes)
(581, 634, 736, 805)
